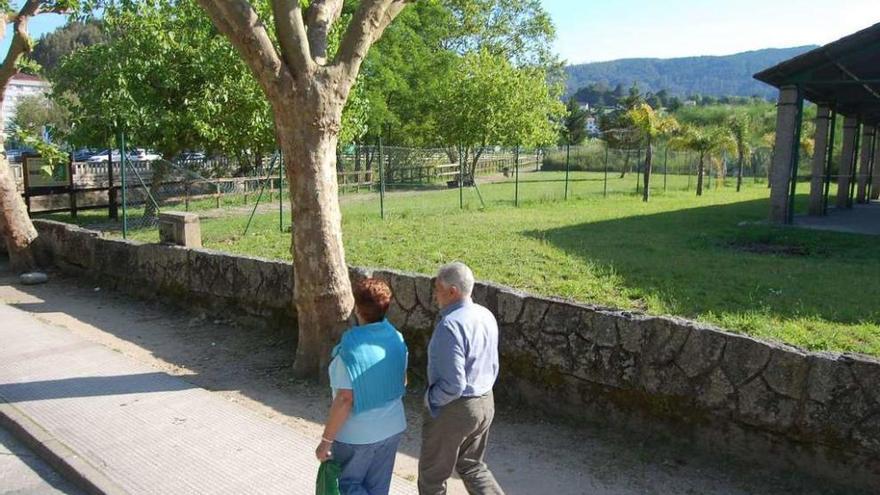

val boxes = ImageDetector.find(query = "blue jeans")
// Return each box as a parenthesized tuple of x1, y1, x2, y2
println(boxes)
(332, 432, 403, 495)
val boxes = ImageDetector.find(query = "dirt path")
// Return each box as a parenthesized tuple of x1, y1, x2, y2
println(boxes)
(0, 266, 859, 494)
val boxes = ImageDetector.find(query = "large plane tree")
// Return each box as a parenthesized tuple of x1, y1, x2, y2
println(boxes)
(195, 0, 411, 378)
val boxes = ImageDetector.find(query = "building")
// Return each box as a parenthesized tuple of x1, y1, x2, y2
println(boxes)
(585, 116, 600, 136)
(1, 73, 51, 132)
(754, 22, 880, 225)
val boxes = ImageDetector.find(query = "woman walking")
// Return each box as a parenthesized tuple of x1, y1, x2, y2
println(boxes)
(316, 278, 408, 495)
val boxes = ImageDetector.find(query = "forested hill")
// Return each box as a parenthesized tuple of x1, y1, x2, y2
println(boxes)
(564, 46, 817, 99)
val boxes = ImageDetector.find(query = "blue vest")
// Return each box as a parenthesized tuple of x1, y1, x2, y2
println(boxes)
(335, 319, 407, 414)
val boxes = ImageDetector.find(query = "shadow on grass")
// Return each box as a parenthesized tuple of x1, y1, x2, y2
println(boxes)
(523, 196, 880, 329)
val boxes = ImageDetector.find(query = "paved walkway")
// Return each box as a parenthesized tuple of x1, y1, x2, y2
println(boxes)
(0, 425, 82, 494)
(793, 201, 880, 235)
(0, 302, 416, 495)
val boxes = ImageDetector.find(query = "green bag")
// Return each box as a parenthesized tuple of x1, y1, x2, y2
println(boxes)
(316, 460, 341, 495)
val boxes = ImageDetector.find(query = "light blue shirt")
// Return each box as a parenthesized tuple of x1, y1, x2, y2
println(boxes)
(426, 298, 500, 417)
(329, 356, 406, 445)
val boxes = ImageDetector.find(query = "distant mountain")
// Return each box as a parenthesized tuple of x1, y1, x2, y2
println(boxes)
(564, 46, 818, 100)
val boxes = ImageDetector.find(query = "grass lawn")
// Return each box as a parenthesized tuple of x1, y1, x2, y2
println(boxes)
(45, 171, 880, 357)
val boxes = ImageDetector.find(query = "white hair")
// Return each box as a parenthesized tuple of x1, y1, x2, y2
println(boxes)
(436, 261, 475, 297)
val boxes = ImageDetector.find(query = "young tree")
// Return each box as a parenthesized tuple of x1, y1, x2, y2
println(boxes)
(726, 111, 751, 192)
(0, 0, 76, 272)
(562, 97, 588, 145)
(670, 125, 735, 196)
(194, 0, 411, 378)
(627, 103, 678, 202)
(436, 49, 564, 181)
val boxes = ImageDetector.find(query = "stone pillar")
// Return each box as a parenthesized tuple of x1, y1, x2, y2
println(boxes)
(808, 105, 831, 215)
(872, 139, 880, 201)
(158, 211, 202, 248)
(836, 117, 860, 208)
(856, 126, 875, 203)
(769, 86, 801, 223)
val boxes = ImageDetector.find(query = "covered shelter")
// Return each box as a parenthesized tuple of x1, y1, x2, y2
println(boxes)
(754, 22, 880, 224)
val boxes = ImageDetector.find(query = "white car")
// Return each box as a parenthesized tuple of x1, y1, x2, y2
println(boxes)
(128, 148, 162, 162)
(87, 149, 125, 163)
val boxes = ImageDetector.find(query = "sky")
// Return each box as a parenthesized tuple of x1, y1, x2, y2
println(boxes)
(543, 0, 879, 64)
(1, 1, 878, 65)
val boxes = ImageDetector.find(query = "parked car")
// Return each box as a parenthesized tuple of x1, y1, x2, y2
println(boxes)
(87, 149, 125, 163)
(177, 151, 206, 162)
(72, 149, 96, 162)
(128, 148, 162, 162)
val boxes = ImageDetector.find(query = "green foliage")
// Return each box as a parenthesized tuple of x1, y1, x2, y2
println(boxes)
(436, 49, 564, 150)
(626, 103, 679, 142)
(53, 1, 273, 157)
(562, 97, 588, 145)
(669, 125, 736, 157)
(8, 93, 70, 139)
(361, 0, 560, 145)
(31, 20, 105, 74)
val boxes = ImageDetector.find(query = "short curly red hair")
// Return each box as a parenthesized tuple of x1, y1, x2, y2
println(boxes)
(353, 278, 393, 324)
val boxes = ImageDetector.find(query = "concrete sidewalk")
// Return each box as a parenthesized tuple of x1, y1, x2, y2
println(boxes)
(0, 302, 416, 495)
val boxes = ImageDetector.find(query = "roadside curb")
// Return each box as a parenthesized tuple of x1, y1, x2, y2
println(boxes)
(0, 400, 127, 495)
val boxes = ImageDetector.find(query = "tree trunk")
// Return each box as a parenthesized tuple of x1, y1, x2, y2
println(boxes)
(696, 152, 705, 196)
(736, 142, 744, 192)
(619, 149, 631, 178)
(642, 141, 653, 202)
(275, 92, 354, 380)
(0, 153, 39, 272)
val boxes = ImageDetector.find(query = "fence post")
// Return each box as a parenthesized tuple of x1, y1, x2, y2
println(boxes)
(514, 145, 520, 206)
(459, 144, 464, 209)
(118, 131, 128, 239)
(635, 148, 642, 193)
(378, 136, 385, 219)
(663, 146, 669, 191)
(564, 143, 570, 200)
(107, 149, 117, 219)
(603, 145, 609, 197)
(68, 153, 77, 219)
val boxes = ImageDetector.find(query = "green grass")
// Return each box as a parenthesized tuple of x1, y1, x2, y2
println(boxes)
(44, 171, 880, 357)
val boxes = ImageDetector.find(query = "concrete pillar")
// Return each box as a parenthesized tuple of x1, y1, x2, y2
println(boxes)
(158, 211, 202, 248)
(856, 126, 875, 203)
(808, 105, 831, 215)
(836, 117, 860, 208)
(769, 86, 801, 223)
(870, 132, 880, 201)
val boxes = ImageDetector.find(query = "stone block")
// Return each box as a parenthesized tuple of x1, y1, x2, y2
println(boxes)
(642, 318, 690, 365)
(234, 255, 293, 310)
(542, 303, 582, 336)
(188, 248, 236, 298)
(695, 368, 735, 410)
(806, 353, 856, 404)
(158, 211, 201, 248)
(92, 237, 139, 287)
(737, 377, 798, 430)
(845, 354, 880, 406)
(496, 288, 525, 324)
(722, 335, 772, 386)
(675, 328, 727, 378)
(134, 243, 189, 294)
(414, 274, 436, 312)
(518, 297, 549, 329)
(763, 348, 809, 400)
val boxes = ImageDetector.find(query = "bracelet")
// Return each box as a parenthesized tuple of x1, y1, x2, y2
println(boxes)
(321, 436, 334, 444)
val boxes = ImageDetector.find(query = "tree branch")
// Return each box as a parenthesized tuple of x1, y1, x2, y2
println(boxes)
(333, 0, 409, 93)
(271, 0, 314, 74)
(0, 0, 42, 88)
(196, 0, 293, 97)
(305, 0, 343, 65)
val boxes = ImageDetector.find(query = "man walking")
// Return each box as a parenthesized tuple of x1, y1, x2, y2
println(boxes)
(419, 262, 504, 495)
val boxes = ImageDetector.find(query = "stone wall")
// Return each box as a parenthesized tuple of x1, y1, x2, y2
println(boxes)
(32, 219, 880, 489)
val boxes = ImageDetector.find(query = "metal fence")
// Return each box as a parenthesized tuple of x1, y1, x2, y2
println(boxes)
(14, 139, 789, 238)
